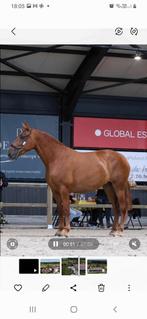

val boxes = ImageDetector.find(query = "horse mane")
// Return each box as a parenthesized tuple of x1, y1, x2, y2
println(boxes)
(34, 128, 65, 147)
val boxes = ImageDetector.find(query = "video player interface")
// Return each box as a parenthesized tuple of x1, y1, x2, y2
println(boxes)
(0, 1, 147, 318)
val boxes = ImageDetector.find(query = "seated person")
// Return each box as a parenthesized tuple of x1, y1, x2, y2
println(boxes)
(129, 198, 141, 219)
(69, 193, 82, 224)
(89, 189, 111, 228)
(96, 189, 112, 228)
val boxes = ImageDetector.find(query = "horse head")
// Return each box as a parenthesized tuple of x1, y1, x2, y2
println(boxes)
(8, 122, 34, 160)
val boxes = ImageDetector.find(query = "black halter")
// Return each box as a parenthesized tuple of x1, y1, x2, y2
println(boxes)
(11, 129, 31, 150)
(10, 143, 23, 150)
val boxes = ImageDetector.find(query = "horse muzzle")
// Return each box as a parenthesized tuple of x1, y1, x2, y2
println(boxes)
(8, 146, 21, 160)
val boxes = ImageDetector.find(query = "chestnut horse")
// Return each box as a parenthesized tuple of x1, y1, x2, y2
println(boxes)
(8, 122, 131, 237)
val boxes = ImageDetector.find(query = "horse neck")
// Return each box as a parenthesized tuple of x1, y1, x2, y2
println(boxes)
(33, 130, 63, 166)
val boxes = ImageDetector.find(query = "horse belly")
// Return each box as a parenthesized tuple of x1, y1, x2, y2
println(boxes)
(46, 154, 109, 193)
(72, 166, 109, 193)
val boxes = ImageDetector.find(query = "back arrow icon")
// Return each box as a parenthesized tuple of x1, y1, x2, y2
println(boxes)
(11, 28, 16, 35)
(113, 306, 117, 313)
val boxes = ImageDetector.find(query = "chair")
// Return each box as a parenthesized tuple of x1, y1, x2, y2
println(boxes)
(126, 213, 142, 229)
(126, 198, 142, 229)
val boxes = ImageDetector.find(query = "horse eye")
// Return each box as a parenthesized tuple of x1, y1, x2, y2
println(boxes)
(22, 141, 26, 146)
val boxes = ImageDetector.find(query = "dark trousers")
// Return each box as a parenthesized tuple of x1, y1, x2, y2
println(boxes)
(89, 208, 111, 226)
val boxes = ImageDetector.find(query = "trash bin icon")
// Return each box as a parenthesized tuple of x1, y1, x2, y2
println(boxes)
(97, 284, 105, 292)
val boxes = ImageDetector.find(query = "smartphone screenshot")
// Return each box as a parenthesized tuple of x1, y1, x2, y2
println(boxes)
(0, 1, 147, 318)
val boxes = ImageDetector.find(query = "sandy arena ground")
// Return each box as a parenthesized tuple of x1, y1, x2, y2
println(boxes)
(1, 227, 147, 256)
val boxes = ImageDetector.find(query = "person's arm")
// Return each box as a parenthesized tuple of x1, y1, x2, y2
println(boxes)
(1, 173, 8, 188)
(0, 178, 3, 187)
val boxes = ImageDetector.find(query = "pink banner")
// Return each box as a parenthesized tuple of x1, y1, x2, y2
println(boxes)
(73, 117, 147, 150)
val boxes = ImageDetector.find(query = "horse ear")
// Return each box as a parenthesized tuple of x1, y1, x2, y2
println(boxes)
(22, 122, 31, 131)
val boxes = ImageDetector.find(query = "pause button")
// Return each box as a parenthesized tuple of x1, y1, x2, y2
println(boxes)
(29, 306, 37, 313)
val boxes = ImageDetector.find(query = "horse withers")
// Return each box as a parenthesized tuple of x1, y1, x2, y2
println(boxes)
(8, 122, 132, 237)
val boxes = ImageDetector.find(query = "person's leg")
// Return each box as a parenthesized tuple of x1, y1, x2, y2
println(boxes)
(98, 210, 104, 227)
(0, 188, 2, 202)
(106, 209, 111, 227)
(0, 188, 4, 225)
(0, 192, 7, 225)
(89, 209, 98, 226)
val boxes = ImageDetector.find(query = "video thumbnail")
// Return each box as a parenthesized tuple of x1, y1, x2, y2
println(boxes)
(40, 259, 60, 274)
(87, 259, 107, 274)
(18, 258, 106, 276)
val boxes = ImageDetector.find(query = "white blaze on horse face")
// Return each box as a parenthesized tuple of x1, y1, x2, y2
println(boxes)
(22, 141, 26, 146)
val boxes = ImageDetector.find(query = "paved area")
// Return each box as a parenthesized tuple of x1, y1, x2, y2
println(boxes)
(1, 226, 147, 257)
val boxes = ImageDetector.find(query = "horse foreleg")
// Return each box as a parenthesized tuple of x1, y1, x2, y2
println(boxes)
(54, 189, 70, 237)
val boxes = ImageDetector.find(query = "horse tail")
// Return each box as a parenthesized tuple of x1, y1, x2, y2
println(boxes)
(125, 181, 132, 211)
(103, 182, 119, 211)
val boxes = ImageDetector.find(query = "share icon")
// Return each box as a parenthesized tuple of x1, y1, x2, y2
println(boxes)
(70, 284, 77, 292)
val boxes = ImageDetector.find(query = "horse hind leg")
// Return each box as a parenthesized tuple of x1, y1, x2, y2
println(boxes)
(103, 182, 120, 237)
(113, 183, 129, 236)
(126, 181, 132, 211)
(118, 182, 132, 231)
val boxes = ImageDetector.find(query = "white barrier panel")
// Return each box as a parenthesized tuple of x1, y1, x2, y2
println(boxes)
(120, 151, 147, 182)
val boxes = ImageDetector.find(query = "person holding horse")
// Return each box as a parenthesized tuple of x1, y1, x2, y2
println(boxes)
(0, 171, 8, 225)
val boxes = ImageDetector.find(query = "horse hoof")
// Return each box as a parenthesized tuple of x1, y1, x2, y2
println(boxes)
(117, 231, 123, 237)
(109, 230, 119, 237)
(109, 231, 117, 237)
(55, 229, 69, 237)
(109, 230, 123, 237)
